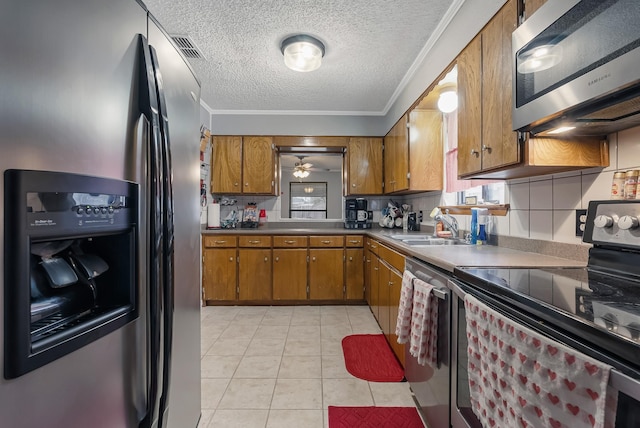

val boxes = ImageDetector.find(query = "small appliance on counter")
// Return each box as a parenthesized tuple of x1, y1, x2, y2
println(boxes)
(345, 198, 371, 229)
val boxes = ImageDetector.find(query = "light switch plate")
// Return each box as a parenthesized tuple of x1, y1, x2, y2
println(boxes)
(575, 209, 587, 236)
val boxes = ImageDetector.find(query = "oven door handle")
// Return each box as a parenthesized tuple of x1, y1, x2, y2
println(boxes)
(432, 287, 447, 300)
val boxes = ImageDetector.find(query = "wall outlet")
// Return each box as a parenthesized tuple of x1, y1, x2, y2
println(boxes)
(575, 209, 587, 236)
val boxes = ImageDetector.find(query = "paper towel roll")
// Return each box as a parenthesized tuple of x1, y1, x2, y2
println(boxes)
(207, 203, 220, 229)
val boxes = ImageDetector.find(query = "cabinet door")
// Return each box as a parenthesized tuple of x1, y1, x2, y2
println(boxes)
(378, 261, 391, 337)
(238, 249, 272, 300)
(211, 136, 242, 194)
(202, 249, 237, 301)
(273, 249, 308, 300)
(408, 109, 443, 191)
(388, 268, 405, 366)
(364, 249, 371, 305)
(457, 36, 483, 176)
(347, 137, 383, 195)
(242, 136, 274, 194)
(481, 0, 519, 171)
(309, 249, 344, 300)
(384, 116, 409, 193)
(345, 248, 364, 300)
(370, 255, 380, 322)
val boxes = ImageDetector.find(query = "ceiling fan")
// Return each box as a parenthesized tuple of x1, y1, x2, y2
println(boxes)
(293, 156, 313, 178)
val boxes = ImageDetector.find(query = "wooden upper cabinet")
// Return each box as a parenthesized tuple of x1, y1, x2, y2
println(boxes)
(347, 137, 383, 195)
(480, 0, 519, 172)
(211, 135, 275, 195)
(408, 109, 443, 192)
(242, 136, 275, 194)
(384, 115, 409, 193)
(457, 35, 483, 176)
(211, 136, 242, 194)
(456, 0, 608, 179)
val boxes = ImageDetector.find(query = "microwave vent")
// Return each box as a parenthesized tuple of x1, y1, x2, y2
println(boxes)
(580, 97, 640, 122)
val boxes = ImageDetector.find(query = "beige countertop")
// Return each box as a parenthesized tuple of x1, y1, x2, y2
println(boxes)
(202, 225, 586, 273)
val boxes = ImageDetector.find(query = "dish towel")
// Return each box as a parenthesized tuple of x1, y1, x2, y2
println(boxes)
(395, 270, 416, 344)
(464, 294, 617, 428)
(408, 278, 438, 366)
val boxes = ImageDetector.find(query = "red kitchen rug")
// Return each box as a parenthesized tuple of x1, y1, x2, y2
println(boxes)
(328, 406, 424, 428)
(341, 334, 404, 382)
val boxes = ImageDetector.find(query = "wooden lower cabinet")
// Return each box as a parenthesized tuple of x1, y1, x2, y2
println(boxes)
(387, 267, 404, 367)
(309, 249, 344, 300)
(345, 248, 364, 300)
(273, 249, 308, 300)
(238, 248, 272, 300)
(202, 248, 237, 301)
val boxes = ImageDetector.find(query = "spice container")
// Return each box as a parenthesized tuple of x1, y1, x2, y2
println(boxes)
(625, 170, 639, 200)
(611, 171, 626, 199)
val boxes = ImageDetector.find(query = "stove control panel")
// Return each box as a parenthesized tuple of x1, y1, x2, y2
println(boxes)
(584, 200, 640, 247)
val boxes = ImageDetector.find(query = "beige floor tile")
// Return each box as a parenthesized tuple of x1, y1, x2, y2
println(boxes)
(218, 378, 276, 409)
(320, 324, 352, 339)
(321, 337, 345, 356)
(201, 378, 230, 410)
(321, 354, 352, 379)
(245, 337, 286, 356)
(207, 409, 268, 428)
(234, 355, 282, 378)
(287, 325, 321, 339)
(219, 324, 259, 339)
(201, 355, 242, 378)
(369, 381, 416, 406)
(206, 337, 252, 356)
(278, 355, 322, 379)
(271, 378, 323, 409)
(266, 409, 324, 428)
(254, 325, 290, 340)
(197, 409, 214, 428)
(283, 338, 321, 356)
(349, 321, 382, 334)
(261, 314, 292, 326)
(322, 378, 374, 408)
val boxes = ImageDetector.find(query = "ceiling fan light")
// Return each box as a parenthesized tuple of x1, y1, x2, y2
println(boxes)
(281, 35, 325, 72)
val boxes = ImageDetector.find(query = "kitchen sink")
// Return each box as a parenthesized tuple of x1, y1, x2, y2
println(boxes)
(402, 238, 470, 246)
(389, 234, 433, 240)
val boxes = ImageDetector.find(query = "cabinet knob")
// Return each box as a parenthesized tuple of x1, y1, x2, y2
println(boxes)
(284, 240, 295, 244)
(229, 257, 233, 262)
(275, 256, 279, 262)
(470, 149, 479, 156)
(312, 256, 316, 262)
(214, 240, 227, 244)
(234, 182, 239, 186)
(248, 240, 260, 244)
(245, 183, 249, 186)
(349, 256, 353, 261)
(389, 281, 393, 286)
(321, 240, 331, 244)
(482, 144, 491, 153)
(352, 183, 356, 187)
(264, 257, 268, 262)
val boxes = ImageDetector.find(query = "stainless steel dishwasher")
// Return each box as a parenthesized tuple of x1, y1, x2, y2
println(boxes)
(404, 258, 451, 428)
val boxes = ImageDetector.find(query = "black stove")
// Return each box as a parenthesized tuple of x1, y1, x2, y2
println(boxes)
(454, 200, 640, 377)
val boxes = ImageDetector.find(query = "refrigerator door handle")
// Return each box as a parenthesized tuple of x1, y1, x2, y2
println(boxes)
(137, 33, 164, 428)
(148, 44, 175, 428)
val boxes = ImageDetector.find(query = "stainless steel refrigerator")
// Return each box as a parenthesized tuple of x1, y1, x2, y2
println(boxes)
(0, 1, 202, 427)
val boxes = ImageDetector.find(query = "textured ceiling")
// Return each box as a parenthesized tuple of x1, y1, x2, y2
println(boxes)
(144, 0, 454, 115)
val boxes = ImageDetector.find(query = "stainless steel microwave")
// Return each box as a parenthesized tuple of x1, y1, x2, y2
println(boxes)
(512, 0, 640, 136)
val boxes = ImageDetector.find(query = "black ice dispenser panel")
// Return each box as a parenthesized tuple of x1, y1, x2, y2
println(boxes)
(4, 170, 138, 378)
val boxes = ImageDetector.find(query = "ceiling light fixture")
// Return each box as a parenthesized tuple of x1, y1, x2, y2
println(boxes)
(293, 156, 313, 179)
(304, 186, 314, 193)
(280, 35, 325, 72)
(436, 67, 458, 114)
(293, 169, 310, 179)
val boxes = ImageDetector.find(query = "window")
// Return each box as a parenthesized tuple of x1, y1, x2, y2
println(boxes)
(289, 182, 327, 219)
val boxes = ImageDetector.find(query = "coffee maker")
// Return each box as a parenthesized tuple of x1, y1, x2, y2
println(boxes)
(345, 198, 372, 229)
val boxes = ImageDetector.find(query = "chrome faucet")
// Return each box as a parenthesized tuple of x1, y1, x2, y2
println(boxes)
(434, 209, 459, 238)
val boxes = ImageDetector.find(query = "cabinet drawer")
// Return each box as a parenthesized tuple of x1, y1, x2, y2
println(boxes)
(238, 236, 272, 248)
(203, 236, 237, 248)
(273, 236, 308, 248)
(368, 239, 380, 256)
(345, 235, 363, 247)
(378, 244, 405, 272)
(309, 235, 344, 248)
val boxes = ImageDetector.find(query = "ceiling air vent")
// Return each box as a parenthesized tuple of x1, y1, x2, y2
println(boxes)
(170, 35, 205, 59)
